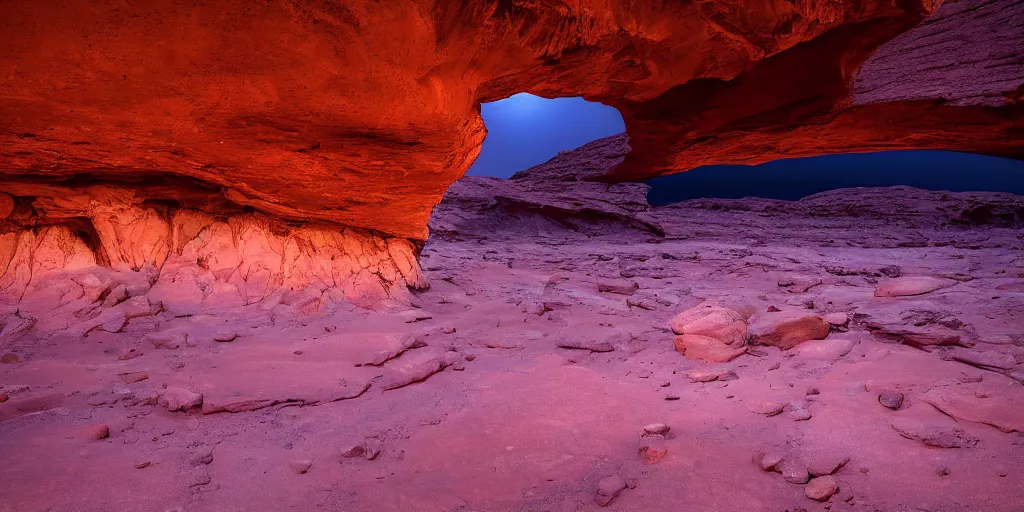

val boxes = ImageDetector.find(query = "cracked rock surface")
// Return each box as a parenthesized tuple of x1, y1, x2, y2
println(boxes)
(2, 136, 1024, 510)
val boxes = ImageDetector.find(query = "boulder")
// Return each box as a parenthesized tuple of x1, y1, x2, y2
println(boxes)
(874, 276, 956, 297)
(673, 335, 746, 363)
(158, 387, 203, 412)
(669, 303, 747, 346)
(597, 279, 639, 296)
(805, 476, 839, 501)
(749, 311, 829, 350)
(792, 339, 856, 361)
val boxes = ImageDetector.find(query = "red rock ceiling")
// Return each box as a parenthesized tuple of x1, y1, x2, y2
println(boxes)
(1, 0, 1021, 242)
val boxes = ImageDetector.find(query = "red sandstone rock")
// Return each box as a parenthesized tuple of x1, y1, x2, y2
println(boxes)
(673, 335, 747, 363)
(158, 387, 203, 412)
(805, 476, 839, 501)
(749, 311, 830, 350)
(0, 0, 1018, 251)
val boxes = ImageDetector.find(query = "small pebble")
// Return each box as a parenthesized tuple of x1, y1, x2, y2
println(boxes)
(805, 475, 839, 501)
(878, 391, 904, 410)
(290, 460, 313, 474)
(643, 423, 670, 436)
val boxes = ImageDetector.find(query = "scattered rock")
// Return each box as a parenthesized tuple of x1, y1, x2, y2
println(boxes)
(793, 339, 856, 361)
(890, 418, 979, 448)
(341, 444, 366, 459)
(878, 391, 904, 410)
(188, 470, 212, 487)
(597, 279, 639, 296)
(673, 335, 746, 363)
(118, 348, 144, 361)
(119, 372, 149, 384)
(748, 401, 787, 416)
(289, 460, 312, 474)
(189, 446, 214, 466)
(595, 474, 628, 506)
(874, 276, 956, 297)
(145, 330, 187, 350)
(364, 436, 382, 460)
(755, 450, 784, 472)
(398, 309, 433, 323)
(789, 406, 812, 421)
(363, 334, 427, 366)
(823, 313, 849, 326)
(558, 334, 617, 353)
(749, 311, 829, 350)
(684, 369, 737, 383)
(808, 454, 850, 476)
(213, 329, 238, 342)
(805, 475, 839, 501)
(638, 435, 667, 464)
(866, 323, 963, 348)
(99, 311, 128, 333)
(158, 387, 203, 412)
(381, 354, 453, 390)
(778, 276, 822, 294)
(780, 459, 810, 484)
(82, 423, 110, 441)
(643, 423, 670, 436)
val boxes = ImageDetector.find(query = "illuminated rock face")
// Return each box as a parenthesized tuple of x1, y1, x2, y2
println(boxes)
(0, 184, 426, 330)
(0, 0, 1021, 307)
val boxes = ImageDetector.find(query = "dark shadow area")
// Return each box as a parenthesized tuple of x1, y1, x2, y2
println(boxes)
(646, 151, 1024, 205)
(467, 93, 625, 178)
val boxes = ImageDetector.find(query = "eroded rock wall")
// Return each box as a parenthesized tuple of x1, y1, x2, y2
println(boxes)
(1, 0, 1020, 243)
(0, 184, 426, 345)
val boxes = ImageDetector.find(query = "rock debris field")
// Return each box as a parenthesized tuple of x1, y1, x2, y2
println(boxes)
(2, 136, 1024, 511)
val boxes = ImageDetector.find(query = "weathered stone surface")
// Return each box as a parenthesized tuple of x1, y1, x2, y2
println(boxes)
(749, 311, 829, 350)
(1, 0, 1019, 251)
(805, 476, 839, 501)
(669, 303, 748, 345)
(874, 276, 958, 297)
(673, 335, 746, 363)
(890, 418, 979, 448)
(158, 387, 203, 412)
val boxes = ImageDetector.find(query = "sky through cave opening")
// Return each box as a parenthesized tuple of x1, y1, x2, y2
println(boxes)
(467, 93, 625, 178)
(646, 151, 1024, 205)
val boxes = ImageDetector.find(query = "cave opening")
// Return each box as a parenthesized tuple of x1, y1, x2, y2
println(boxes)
(466, 93, 626, 178)
(645, 151, 1024, 205)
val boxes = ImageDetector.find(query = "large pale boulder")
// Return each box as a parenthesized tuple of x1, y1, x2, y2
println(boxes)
(669, 303, 748, 362)
(874, 276, 957, 297)
(669, 303, 747, 346)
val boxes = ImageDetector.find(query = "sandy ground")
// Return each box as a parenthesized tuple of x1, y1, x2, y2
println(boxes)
(2, 146, 1024, 512)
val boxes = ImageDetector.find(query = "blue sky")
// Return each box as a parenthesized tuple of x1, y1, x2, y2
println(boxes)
(468, 94, 1024, 201)
(467, 93, 625, 178)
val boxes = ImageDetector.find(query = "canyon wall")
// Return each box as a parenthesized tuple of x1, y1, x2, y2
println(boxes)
(0, 184, 426, 343)
(1, 0, 1022, 318)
